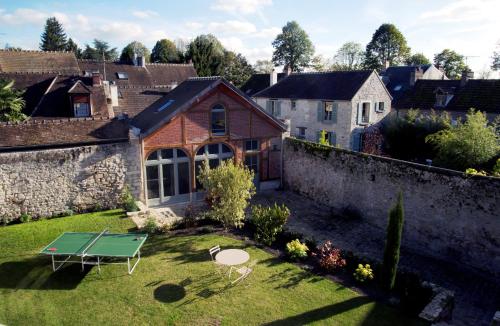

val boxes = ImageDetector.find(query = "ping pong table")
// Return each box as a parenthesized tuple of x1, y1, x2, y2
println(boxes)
(40, 230, 148, 274)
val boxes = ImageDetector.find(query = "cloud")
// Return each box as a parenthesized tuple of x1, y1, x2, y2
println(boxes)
(185, 21, 204, 30)
(0, 8, 48, 25)
(211, 0, 272, 14)
(419, 0, 500, 23)
(208, 20, 257, 34)
(253, 27, 280, 38)
(132, 10, 159, 19)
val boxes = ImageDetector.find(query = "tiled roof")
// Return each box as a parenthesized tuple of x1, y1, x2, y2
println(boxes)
(253, 70, 374, 100)
(240, 72, 287, 96)
(77, 60, 197, 86)
(0, 49, 80, 74)
(0, 118, 129, 150)
(116, 86, 171, 118)
(381, 65, 432, 100)
(394, 79, 500, 113)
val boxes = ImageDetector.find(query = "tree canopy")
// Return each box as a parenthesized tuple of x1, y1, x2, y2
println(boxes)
(491, 43, 500, 71)
(364, 23, 410, 70)
(120, 41, 150, 64)
(40, 17, 67, 51)
(0, 79, 26, 122)
(332, 42, 364, 70)
(433, 49, 468, 79)
(272, 21, 314, 72)
(220, 51, 255, 87)
(82, 39, 118, 61)
(186, 34, 225, 76)
(253, 60, 274, 73)
(151, 39, 180, 63)
(405, 53, 430, 66)
(65, 38, 81, 58)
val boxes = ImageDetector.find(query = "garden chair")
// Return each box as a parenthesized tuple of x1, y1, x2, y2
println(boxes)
(230, 260, 257, 285)
(209, 245, 226, 276)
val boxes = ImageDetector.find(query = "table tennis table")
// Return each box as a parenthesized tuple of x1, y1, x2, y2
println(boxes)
(40, 230, 148, 274)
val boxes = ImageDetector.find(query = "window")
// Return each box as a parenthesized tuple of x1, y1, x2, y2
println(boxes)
(244, 155, 258, 173)
(156, 99, 175, 113)
(267, 99, 280, 117)
(245, 139, 259, 152)
(74, 102, 90, 117)
(324, 101, 333, 120)
(357, 102, 370, 125)
(393, 85, 402, 91)
(375, 102, 385, 113)
(211, 104, 226, 135)
(326, 131, 336, 145)
(195, 143, 233, 190)
(435, 94, 447, 107)
(296, 127, 306, 139)
(116, 72, 128, 80)
(291, 100, 297, 111)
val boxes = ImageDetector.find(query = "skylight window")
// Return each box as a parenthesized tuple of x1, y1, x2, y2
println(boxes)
(156, 99, 175, 113)
(394, 85, 402, 91)
(116, 72, 128, 80)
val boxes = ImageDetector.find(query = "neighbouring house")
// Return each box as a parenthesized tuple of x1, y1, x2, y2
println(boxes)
(252, 70, 392, 151)
(240, 70, 287, 96)
(393, 71, 500, 121)
(380, 64, 447, 101)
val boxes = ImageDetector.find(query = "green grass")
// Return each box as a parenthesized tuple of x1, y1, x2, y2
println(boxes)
(0, 211, 424, 326)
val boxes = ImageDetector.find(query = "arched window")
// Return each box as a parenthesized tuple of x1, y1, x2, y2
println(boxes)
(194, 143, 233, 190)
(145, 148, 190, 204)
(211, 104, 226, 135)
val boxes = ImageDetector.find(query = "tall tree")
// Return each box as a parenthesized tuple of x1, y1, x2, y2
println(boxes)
(253, 60, 274, 73)
(40, 17, 67, 51)
(364, 23, 410, 70)
(405, 53, 430, 66)
(382, 192, 405, 291)
(186, 34, 225, 76)
(311, 55, 331, 72)
(0, 79, 26, 122)
(433, 49, 468, 79)
(491, 43, 500, 71)
(333, 42, 364, 70)
(65, 38, 81, 58)
(272, 21, 314, 72)
(120, 41, 150, 64)
(151, 39, 180, 63)
(81, 39, 118, 61)
(220, 51, 255, 87)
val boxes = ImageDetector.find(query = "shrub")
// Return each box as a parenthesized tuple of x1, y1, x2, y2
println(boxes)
(313, 241, 346, 273)
(121, 185, 139, 212)
(198, 159, 255, 228)
(251, 203, 290, 246)
(382, 192, 405, 290)
(286, 239, 309, 261)
(19, 213, 31, 223)
(143, 216, 158, 234)
(493, 158, 500, 177)
(353, 264, 374, 283)
(465, 168, 487, 176)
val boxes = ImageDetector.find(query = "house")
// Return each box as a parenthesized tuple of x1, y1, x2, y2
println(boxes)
(380, 64, 447, 101)
(131, 77, 286, 206)
(393, 71, 500, 121)
(252, 70, 392, 151)
(240, 70, 287, 96)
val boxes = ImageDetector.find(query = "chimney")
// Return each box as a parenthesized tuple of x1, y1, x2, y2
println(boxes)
(384, 60, 390, 69)
(137, 56, 146, 67)
(92, 72, 102, 86)
(270, 69, 277, 86)
(109, 82, 118, 106)
(409, 67, 424, 87)
(283, 65, 292, 77)
(460, 70, 474, 87)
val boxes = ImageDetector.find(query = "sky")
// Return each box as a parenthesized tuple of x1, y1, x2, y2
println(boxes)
(0, 0, 499, 76)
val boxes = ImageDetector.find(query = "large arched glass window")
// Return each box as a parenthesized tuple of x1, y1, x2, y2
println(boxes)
(194, 143, 233, 190)
(211, 104, 226, 135)
(145, 148, 190, 204)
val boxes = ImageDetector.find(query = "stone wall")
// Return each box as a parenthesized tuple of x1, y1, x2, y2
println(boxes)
(283, 138, 500, 276)
(0, 140, 142, 222)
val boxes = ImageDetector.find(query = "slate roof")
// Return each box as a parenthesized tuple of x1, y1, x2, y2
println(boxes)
(115, 86, 171, 118)
(0, 118, 129, 151)
(381, 65, 432, 99)
(77, 60, 197, 86)
(394, 79, 500, 113)
(240, 72, 287, 96)
(253, 70, 375, 100)
(0, 50, 80, 74)
(132, 77, 287, 135)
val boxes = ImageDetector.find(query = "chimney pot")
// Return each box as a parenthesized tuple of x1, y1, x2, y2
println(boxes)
(384, 60, 390, 69)
(270, 69, 278, 86)
(92, 72, 102, 86)
(460, 70, 474, 87)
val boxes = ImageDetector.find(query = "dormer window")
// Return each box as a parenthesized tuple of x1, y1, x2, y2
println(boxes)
(434, 88, 453, 108)
(68, 80, 92, 117)
(74, 101, 90, 117)
(211, 104, 226, 136)
(117, 72, 128, 80)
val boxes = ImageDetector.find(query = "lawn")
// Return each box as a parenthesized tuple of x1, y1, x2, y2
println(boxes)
(0, 211, 424, 326)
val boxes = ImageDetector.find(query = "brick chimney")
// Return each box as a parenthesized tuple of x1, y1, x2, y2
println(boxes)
(270, 69, 277, 86)
(460, 70, 474, 87)
(409, 67, 424, 87)
(92, 72, 102, 86)
(137, 56, 146, 67)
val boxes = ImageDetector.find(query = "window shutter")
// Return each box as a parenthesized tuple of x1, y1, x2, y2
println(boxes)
(356, 103, 363, 125)
(352, 133, 360, 151)
(277, 100, 282, 117)
(266, 100, 271, 113)
(331, 132, 337, 146)
(316, 130, 321, 142)
(317, 101, 323, 122)
(374, 102, 379, 112)
(332, 102, 338, 123)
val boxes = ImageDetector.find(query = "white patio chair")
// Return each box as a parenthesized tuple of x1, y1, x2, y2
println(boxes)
(209, 245, 220, 260)
(208, 245, 226, 276)
(231, 260, 257, 285)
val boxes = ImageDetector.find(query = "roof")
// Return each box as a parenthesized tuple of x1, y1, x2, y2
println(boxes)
(77, 60, 197, 86)
(68, 80, 92, 94)
(394, 79, 500, 113)
(0, 118, 129, 151)
(115, 86, 171, 118)
(132, 76, 287, 135)
(0, 49, 80, 74)
(381, 65, 431, 99)
(240, 72, 287, 96)
(253, 70, 374, 100)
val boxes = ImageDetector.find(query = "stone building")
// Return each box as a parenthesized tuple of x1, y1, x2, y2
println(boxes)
(252, 70, 392, 150)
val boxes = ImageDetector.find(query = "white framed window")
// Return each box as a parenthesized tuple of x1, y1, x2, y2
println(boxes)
(269, 99, 280, 117)
(245, 139, 259, 152)
(324, 101, 333, 121)
(435, 94, 447, 107)
(296, 127, 306, 139)
(74, 102, 90, 117)
(357, 102, 370, 125)
(375, 102, 385, 113)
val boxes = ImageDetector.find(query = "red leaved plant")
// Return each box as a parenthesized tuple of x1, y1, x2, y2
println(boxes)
(312, 241, 346, 273)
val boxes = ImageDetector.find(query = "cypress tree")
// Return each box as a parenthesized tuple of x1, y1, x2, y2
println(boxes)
(382, 192, 405, 290)
(40, 17, 67, 51)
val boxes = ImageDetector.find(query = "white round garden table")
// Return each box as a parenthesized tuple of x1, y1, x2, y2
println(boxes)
(215, 249, 249, 266)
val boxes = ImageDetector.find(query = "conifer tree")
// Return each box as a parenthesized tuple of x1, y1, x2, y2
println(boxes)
(382, 192, 405, 290)
(40, 17, 67, 51)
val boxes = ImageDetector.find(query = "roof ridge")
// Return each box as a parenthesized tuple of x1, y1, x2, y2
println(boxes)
(187, 76, 221, 81)
(147, 62, 195, 67)
(0, 49, 72, 54)
(291, 70, 373, 75)
(0, 116, 112, 126)
(117, 85, 172, 89)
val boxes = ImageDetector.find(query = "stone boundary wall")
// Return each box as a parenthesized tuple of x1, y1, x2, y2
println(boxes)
(283, 138, 500, 276)
(0, 140, 142, 222)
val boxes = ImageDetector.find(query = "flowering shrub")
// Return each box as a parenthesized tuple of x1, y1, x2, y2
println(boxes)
(286, 239, 308, 261)
(353, 264, 374, 283)
(312, 241, 346, 272)
(251, 203, 290, 245)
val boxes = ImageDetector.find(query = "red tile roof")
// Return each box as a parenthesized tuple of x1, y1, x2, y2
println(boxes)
(0, 49, 80, 74)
